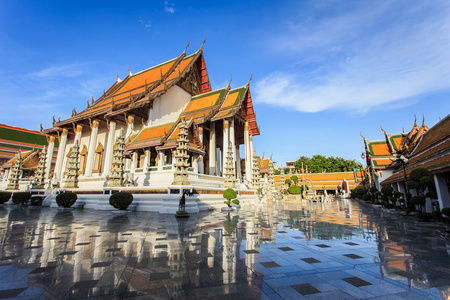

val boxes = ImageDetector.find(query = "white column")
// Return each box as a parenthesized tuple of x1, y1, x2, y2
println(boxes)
(236, 145, 241, 183)
(102, 121, 116, 177)
(3, 169, 9, 182)
(244, 122, 251, 182)
(435, 174, 450, 209)
(209, 122, 216, 175)
(131, 152, 137, 174)
(229, 119, 236, 177)
(84, 120, 99, 177)
(74, 124, 83, 143)
(222, 119, 229, 178)
(157, 151, 164, 171)
(250, 134, 254, 172)
(45, 136, 55, 180)
(53, 128, 69, 182)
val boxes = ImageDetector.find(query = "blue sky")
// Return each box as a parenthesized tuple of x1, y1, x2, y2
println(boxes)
(1, 0, 449, 166)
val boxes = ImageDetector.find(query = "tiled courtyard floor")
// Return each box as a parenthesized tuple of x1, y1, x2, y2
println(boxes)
(1, 198, 450, 299)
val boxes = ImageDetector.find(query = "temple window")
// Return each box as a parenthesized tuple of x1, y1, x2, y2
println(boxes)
(93, 143, 104, 173)
(79, 145, 88, 174)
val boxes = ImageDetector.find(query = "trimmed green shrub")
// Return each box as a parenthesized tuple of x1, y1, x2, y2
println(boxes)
(0, 192, 12, 204)
(284, 179, 292, 186)
(410, 168, 432, 182)
(370, 187, 378, 193)
(393, 191, 404, 198)
(30, 196, 44, 206)
(12, 192, 32, 205)
(407, 180, 420, 190)
(290, 175, 298, 184)
(232, 199, 240, 205)
(431, 210, 442, 219)
(442, 207, 450, 216)
(288, 185, 302, 194)
(411, 196, 426, 206)
(381, 186, 393, 197)
(383, 202, 394, 209)
(56, 192, 77, 208)
(109, 192, 133, 210)
(223, 188, 238, 207)
(362, 193, 370, 201)
(416, 212, 432, 222)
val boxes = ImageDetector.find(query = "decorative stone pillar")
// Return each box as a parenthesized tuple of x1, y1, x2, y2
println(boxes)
(250, 134, 254, 173)
(209, 122, 216, 175)
(157, 151, 164, 171)
(144, 149, 151, 170)
(172, 118, 190, 185)
(252, 150, 260, 189)
(45, 136, 55, 179)
(130, 152, 137, 174)
(224, 143, 235, 188)
(32, 147, 47, 189)
(268, 157, 275, 189)
(54, 128, 69, 182)
(64, 143, 80, 188)
(102, 121, 116, 177)
(84, 120, 99, 177)
(108, 128, 125, 187)
(222, 119, 229, 178)
(6, 152, 21, 190)
(244, 122, 251, 182)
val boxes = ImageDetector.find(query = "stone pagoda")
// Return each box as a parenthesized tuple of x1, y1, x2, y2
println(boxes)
(172, 118, 190, 186)
(64, 143, 80, 188)
(224, 143, 235, 188)
(32, 147, 47, 189)
(6, 151, 21, 190)
(251, 150, 260, 189)
(108, 128, 125, 187)
(268, 157, 275, 189)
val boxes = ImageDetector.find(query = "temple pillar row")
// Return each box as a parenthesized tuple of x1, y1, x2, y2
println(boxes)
(74, 124, 83, 143)
(102, 120, 116, 177)
(236, 145, 241, 183)
(84, 120, 99, 177)
(45, 135, 56, 179)
(53, 128, 69, 182)
(229, 118, 236, 177)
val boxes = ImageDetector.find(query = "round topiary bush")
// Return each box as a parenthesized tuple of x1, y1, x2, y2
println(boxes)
(416, 212, 432, 222)
(12, 192, 32, 205)
(288, 185, 302, 194)
(383, 202, 394, 209)
(109, 192, 133, 210)
(56, 192, 77, 208)
(30, 196, 44, 206)
(381, 186, 393, 197)
(223, 188, 237, 207)
(442, 207, 450, 217)
(0, 192, 12, 204)
(410, 168, 432, 182)
(431, 210, 442, 220)
(407, 180, 420, 190)
(411, 196, 426, 206)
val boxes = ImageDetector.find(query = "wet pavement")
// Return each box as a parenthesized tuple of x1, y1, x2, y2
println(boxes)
(0, 198, 450, 299)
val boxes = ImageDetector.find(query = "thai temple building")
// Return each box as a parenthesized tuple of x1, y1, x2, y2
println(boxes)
(0, 123, 58, 189)
(361, 116, 429, 190)
(34, 43, 260, 212)
(362, 115, 450, 209)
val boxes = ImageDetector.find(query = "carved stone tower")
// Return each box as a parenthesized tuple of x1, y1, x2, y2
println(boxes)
(172, 118, 190, 185)
(32, 147, 47, 189)
(224, 143, 235, 188)
(64, 142, 80, 188)
(251, 150, 260, 189)
(6, 151, 21, 190)
(108, 128, 125, 187)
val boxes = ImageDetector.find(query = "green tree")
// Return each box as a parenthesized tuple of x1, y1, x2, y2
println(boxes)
(294, 155, 358, 173)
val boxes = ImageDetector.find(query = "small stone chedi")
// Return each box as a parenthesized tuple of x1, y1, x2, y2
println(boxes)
(224, 142, 235, 188)
(64, 143, 80, 188)
(6, 151, 21, 190)
(251, 150, 260, 189)
(268, 156, 275, 189)
(108, 128, 125, 187)
(172, 118, 190, 186)
(32, 147, 47, 189)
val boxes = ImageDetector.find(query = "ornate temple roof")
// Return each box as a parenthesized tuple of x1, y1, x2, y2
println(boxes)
(0, 123, 58, 166)
(126, 122, 176, 151)
(49, 44, 212, 129)
(2, 149, 40, 170)
(382, 114, 450, 185)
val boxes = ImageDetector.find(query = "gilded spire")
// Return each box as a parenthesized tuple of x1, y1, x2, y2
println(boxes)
(200, 34, 207, 51)
(183, 39, 190, 55)
(247, 73, 253, 86)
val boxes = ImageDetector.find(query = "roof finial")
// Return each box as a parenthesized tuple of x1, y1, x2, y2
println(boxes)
(360, 132, 366, 140)
(183, 39, 190, 54)
(422, 114, 425, 126)
(40, 123, 43, 132)
(87, 100, 90, 108)
(380, 125, 387, 135)
(226, 74, 232, 89)
(116, 71, 120, 81)
(200, 34, 207, 50)
(91, 96, 94, 105)
(128, 64, 131, 75)
(247, 73, 253, 86)
(414, 114, 417, 127)
(52, 116, 56, 125)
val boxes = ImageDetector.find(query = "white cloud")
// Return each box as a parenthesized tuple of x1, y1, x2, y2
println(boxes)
(27, 63, 83, 79)
(139, 19, 152, 31)
(255, 1, 450, 114)
(164, 1, 175, 14)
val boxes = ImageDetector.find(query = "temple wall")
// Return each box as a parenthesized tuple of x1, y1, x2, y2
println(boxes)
(148, 85, 191, 127)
